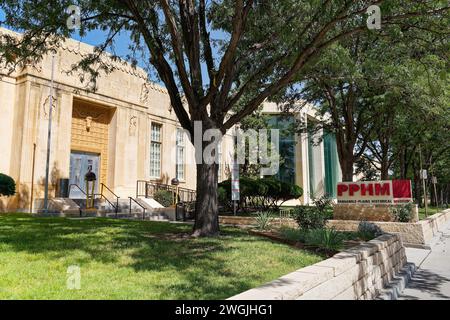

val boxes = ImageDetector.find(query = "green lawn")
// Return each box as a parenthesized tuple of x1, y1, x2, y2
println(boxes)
(0, 214, 323, 300)
(418, 207, 444, 220)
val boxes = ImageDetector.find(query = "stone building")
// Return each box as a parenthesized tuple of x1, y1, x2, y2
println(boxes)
(0, 27, 340, 213)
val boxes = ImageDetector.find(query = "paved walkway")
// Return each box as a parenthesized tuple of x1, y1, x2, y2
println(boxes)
(398, 221, 450, 300)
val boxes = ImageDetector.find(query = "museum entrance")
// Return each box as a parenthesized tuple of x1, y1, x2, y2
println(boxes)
(69, 151, 100, 198)
(70, 98, 115, 197)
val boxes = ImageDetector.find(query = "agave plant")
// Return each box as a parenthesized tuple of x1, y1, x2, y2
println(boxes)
(305, 228, 344, 251)
(254, 211, 274, 231)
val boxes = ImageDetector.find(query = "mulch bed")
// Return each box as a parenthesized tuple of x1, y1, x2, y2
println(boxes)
(248, 229, 364, 258)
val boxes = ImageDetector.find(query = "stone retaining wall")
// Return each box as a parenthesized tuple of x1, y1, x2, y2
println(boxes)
(219, 216, 256, 226)
(333, 203, 419, 222)
(229, 234, 406, 300)
(220, 209, 450, 247)
(328, 209, 450, 247)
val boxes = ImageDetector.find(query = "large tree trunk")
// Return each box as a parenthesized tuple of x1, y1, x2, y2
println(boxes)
(380, 157, 389, 180)
(193, 162, 220, 237)
(341, 159, 354, 182)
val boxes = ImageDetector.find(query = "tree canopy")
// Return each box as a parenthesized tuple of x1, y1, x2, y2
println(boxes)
(1, 0, 448, 234)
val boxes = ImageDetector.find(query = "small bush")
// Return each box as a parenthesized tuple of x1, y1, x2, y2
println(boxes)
(0, 173, 15, 197)
(254, 211, 274, 230)
(293, 206, 327, 230)
(153, 190, 174, 207)
(357, 221, 383, 241)
(218, 177, 303, 212)
(390, 203, 414, 222)
(305, 228, 344, 251)
(311, 195, 333, 213)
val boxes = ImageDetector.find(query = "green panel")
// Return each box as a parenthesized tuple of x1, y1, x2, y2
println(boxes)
(267, 115, 296, 184)
(323, 132, 340, 198)
(308, 133, 316, 195)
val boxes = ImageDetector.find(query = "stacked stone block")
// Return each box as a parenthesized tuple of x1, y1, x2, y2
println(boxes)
(229, 234, 406, 300)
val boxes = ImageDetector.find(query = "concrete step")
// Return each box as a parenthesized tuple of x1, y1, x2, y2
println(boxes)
(375, 263, 417, 300)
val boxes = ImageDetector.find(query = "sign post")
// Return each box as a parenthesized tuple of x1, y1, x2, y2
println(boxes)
(419, 145, 428, 217)
(231, 160, 240, 216)
(432, 176, 439, 209)
(43, 54, 56, 214)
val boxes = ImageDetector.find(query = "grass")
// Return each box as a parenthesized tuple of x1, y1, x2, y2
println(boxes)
(418, 206, 445, 220)
(0, 213, 323, 300)
(419, 206, 445, 220)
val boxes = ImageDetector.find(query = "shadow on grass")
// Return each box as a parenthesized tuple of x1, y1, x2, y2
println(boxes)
(0, 214, 316, 299)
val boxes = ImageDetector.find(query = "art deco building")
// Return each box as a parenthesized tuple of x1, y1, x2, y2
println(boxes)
(0, 27, 341, 213)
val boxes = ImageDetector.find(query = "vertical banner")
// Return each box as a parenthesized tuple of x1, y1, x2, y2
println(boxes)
(231, 160, 240, 201)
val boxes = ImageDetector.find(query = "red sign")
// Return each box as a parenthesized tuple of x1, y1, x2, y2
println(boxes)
(337, 180, 412, 204)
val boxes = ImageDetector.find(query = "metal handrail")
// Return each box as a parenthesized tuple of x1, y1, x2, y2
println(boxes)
(101, 183, 120, 199)
(100, 183, 120, 216)
(96, 193, 118, 216)
(141, 181, 197, 202)
(129, 197, 147, 220)
(68, 184, 84, 216)
(136, 180, 148, 198)
(69, 184, 88, 197)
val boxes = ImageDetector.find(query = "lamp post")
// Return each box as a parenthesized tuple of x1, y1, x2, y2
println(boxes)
(171, 177, 180, 205)
(43, 54, 56, 213)
(85, 167, 97, 209)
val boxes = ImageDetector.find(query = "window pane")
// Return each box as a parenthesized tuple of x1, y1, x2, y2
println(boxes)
(176, 128, 185, 146)
(150, 124, 162, 178)
(176, 129, 185, 180)
(218, 143, 223, 181)
(150, 142, 161, 178)
(151, 124, 161, 142)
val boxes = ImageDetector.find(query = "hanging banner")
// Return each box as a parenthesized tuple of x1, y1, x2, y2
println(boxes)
(231, 161, 240, 201)
(337, 180, 412, 204)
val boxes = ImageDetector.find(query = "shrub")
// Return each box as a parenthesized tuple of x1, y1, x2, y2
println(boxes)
(218, 177, 303, 212)
(390, 203, 414, 222)
(254, 211, 274, 230)
(311, 194, 333, 213)
(279, 227, 308, 242)
(0, 173, 15, 197)
(218, 186, 229, 209)
(293, 206, 327, 230)
(153, 190, 174, 207)
(304, 228, 344, 251)
(357, 221, 383, 241)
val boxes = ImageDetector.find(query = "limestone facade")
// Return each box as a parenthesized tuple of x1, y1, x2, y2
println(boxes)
(0, 27, 336, 212)
(0, 28, 202, 212)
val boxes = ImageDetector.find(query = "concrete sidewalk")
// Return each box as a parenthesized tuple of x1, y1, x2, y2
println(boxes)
(398, 220, 450, 300)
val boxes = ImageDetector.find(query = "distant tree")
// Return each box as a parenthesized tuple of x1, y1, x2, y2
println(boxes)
(276, 8, 448, 181)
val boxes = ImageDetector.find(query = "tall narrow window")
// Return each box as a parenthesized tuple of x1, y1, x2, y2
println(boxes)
(217, 142, 223, 182)
(176, 128, 185, 180)
(150, 123, 162, 178)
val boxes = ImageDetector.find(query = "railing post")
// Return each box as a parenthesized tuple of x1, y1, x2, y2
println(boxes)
(129, 197, 132, 216)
